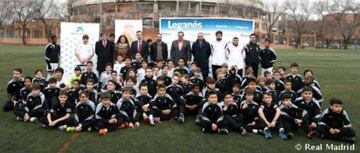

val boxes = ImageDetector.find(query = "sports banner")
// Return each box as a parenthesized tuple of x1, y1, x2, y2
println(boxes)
(114, 20, 143, 44)
(159, 17, 254, 56)
(60, 22, 100, 81)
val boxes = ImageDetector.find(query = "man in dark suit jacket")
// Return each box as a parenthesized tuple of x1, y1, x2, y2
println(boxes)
(130, 31, 149, 60)
(95, 33, 115, 74)
(192, 32, 211, 78)
(170, 31, 191, 64)
(150, 33, 168, 63)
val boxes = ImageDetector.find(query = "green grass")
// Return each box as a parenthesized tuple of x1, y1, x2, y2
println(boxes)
(0, 45, 359, 153)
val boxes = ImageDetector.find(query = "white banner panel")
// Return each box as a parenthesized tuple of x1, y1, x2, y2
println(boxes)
(114, 20, 143, 44)
(60, 22, 100, 82)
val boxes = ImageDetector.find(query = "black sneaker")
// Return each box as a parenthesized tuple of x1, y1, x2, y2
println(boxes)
(218, 128, 229, 135)
(287, 132, 294, 139)
(341, 137, 356, 144)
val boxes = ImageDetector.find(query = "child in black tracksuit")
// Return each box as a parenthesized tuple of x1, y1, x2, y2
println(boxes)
(101, 80, 122, 104)
(241, 78, 263, 104)
(318, 98, 356, 143)
(184, 84, 204, 116)
(84, 79, 98, 104)
(285, 63, 302, 93)
(221, 93, 247, 135)
(239, 89, 259, 132)
(259, 39, 277, 75)
(166, 75, 185, 123)
(257, 92, 286, 140)
(215, 69, 230, 96)
(33, 69, 47, 91)
(279, 93, 307, 139)
(67, 79, 81, 110)
(297, 75, 323, 104)
(43, 78, 60, 110)
(95, 93, 120, 135)
(279, 80, 297, 105)
(202, 77, 222, 101)
(80, 61, 99, 87)
(40, 90, 76, 129)
(265, 79, 279, 104)
(231, 84, 242, 104)
(149, 85, 178, 125)
(16, 84, 45, 122)
(116, 87, 140, 128)
(198, 91, 228, 135)
(19, 77, 32, 105)
(189, 68, 205, 89)
(140, 67, 157, 97)
(273, 70, 284, 95)
(74, 91, 96, 132)
(4, 68, 24, 111)
(136, 84, 153, 123)
(293, 87, 321, 138)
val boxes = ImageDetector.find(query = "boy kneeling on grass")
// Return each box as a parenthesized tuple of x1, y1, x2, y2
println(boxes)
(317, 98, 356, 143)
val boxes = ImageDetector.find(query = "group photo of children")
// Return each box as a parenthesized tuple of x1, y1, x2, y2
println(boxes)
(3, 31, 356, 144)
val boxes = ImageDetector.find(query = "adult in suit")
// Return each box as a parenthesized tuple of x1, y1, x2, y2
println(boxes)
(150, 33, 168, 64)
(95, 33, 115, 74)
(192, 32, 211, 78)
(170, 31, 191, 64)
(130, 31, 149, 60)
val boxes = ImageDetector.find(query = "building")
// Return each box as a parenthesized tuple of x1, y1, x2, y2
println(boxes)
(0, 0, 268, 45)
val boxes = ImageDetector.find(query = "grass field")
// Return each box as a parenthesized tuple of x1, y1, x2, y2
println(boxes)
(0, 45, 359, 153)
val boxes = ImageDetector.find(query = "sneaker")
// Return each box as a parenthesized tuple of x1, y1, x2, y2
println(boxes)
(149, 115, 155, 126)
(252, 129, 258, 134)
(98, 128, 108, 136)
(29, 117, 38, 123)
(264, 129, 272, 139)
(218, 128, 229, 135)
(119, 123, 127, 129)
(279, 128, 288, 140)
(16, 117, 22, 121)
(178, 113, 185, 123)
(341, 137, 356, 144)
(195, 115, 201, 124)
(58, 125, 68, 131)
(66, 127, 76, 132)
(287, 132, 294, 139)
(202, 128, 206, 133)
(240, 127, 247, 136)
(87, 127, 92, 132)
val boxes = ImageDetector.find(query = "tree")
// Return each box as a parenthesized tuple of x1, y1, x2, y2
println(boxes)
(13, 0, 36, 44)
(285, 0, 313, 48)
(263, 0, 287, 40)
(328, 0, 360, 49)
(54, 0, 76, 22)
(34, 0, 55, 39)
(0, 0, 12, 29)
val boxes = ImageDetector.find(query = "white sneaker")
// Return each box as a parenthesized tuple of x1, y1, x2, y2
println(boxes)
(29, 117, 38, 123)
(58, 125, 68, 131)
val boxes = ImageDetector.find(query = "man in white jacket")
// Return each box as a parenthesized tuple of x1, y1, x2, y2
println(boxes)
(226, 37, 246, 77)
(210, 31, 228, 80)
